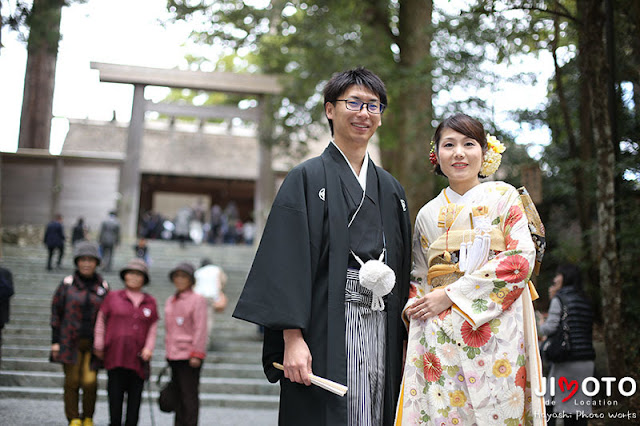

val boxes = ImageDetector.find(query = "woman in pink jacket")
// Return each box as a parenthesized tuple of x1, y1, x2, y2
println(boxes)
(165, 262, 208, 426)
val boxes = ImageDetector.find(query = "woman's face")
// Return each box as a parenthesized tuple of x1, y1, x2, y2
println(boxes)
(124, 271, 145, 291)
(172, 271, 193, 293)
(549, 273, 563, 298)
(437, 128, 483, 192)
(77, 256, 98, 277)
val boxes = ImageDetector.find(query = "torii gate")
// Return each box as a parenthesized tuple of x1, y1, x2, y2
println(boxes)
(91, 62, 283, 240)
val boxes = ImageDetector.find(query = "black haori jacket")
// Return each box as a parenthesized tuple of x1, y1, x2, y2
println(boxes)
(233, 143, 412, 425)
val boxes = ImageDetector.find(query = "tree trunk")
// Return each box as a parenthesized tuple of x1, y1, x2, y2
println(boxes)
(583, 0, 625, 379)
(18, 0, 64, 150)
(552, 14, 594, 273)
(576, 5, 598, 295)
(385, 0, 434, 221)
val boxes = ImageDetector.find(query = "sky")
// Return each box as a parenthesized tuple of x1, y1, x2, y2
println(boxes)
(0, 0, 554, 156)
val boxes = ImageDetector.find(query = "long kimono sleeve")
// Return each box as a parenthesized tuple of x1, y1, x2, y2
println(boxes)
(445, 186, 536, 326)
(233, 167, 313, 331)
(402, 215, 431, 329)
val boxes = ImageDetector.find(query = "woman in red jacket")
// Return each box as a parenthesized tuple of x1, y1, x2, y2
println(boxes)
(165, 262, 208, 426)
(94, 258, 158, 426)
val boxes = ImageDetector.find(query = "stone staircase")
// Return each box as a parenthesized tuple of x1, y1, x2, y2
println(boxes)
(0, 240, 279, 409)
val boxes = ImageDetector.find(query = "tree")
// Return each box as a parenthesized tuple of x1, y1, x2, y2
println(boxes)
(18, 0, 65, 150)
(4, 0, 86, 150)
(461, 0, 640, 383)
(166, 0, 436, 218)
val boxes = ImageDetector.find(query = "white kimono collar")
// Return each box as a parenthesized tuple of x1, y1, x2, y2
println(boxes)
(331, 141, 369, 191)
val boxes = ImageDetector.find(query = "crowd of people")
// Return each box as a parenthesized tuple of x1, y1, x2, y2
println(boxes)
(48, 240, 226, 426)
(139, 201, 256, 247)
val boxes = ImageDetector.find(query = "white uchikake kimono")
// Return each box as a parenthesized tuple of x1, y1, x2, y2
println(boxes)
(395, 181, 545, 426)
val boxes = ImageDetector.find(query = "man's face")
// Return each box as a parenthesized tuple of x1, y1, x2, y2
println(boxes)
(325, 85, 382, 149)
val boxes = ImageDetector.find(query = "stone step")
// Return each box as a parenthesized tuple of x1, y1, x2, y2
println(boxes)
(1, 357, 266, 379)
(1, 327, 260, 344)
(0, 386, 279, 409)
(0, 370, 279, 397)
(1, 346, 263, 365)
(0, 241, 275, 410)
(4, 334, 264, 353)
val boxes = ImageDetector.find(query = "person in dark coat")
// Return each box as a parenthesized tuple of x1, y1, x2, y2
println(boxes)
(71, 217, 88, 247)
(0, 263, 14, 370)
(44, 214, 66, 270)
(233, 68, 412, 426)
(50, 241, 109, 426)
(99, 211, 121, 271)
(540, 264, 596, 426)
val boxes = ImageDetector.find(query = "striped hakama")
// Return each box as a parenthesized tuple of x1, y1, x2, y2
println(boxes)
(345, 268, 387, 426)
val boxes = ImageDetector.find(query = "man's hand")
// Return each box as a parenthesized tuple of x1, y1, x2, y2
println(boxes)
(283, 329, 312, 386)
(93, 349, 104, 360)
(405, 288, 453, 321)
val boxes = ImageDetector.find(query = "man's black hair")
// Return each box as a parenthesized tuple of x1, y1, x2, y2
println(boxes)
(323, 67, 387, 136)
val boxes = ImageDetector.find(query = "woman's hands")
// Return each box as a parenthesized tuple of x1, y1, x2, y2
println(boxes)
(51, 343, 60, 360)
(140, 348, 153, 362)
(405, 288, 453, 321)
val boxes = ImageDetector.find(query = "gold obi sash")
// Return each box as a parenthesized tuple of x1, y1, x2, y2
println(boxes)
(426, 228, 539, 301)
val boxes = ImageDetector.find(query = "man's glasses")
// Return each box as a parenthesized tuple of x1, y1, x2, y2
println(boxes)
(335, 99, 386, 114)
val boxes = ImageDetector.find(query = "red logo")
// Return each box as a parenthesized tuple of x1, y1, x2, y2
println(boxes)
(558, 376, 579, 402)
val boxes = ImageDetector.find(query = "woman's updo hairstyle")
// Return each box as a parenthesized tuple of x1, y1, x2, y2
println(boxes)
(432, 113, 488, 177)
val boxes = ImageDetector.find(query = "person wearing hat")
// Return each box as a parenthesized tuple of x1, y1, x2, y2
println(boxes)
(50, 241, 109, 426)
(93, 258, 158, 426)
(164, 262, 208, 426)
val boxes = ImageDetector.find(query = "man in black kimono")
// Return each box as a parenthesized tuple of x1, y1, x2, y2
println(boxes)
(233, 67, 411, 426)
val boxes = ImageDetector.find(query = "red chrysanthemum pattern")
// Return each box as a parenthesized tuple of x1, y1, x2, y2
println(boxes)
(502, 286, 525, 311)
(505, 234, 519, 250)
(504, 205, 524, 229)
(423, 352, 443, 382)
(496, 255, 530, 283)
(460, 321, 492, 348)
(515, 366, 527, 389)
(438, 307, 452, 320)
(409, 283, 418, 299)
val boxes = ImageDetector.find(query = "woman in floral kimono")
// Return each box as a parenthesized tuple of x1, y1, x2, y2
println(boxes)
(395, 114, 545, 425)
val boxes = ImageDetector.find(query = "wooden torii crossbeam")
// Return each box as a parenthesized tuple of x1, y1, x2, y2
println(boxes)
(90, 62, 283, 240)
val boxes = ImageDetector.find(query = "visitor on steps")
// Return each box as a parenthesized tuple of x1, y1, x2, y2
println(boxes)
(0, 261, 14, 370)
(165, 262, 208, 426)
(94, 258, 158, 426)
(44, 213, 66, 271)
(50, 241, 109, 426)
(194, 257, 228, 351)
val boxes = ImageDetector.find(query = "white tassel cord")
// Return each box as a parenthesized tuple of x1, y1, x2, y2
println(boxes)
(351, 250, 396, 311)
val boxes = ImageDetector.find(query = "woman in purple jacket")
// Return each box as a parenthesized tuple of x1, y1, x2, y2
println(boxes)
(165, 262, 208, 426)
(94, 258, 158, 426)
